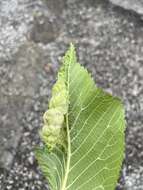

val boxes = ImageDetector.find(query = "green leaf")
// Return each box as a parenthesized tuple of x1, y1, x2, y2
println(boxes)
(36, 44, 126, 190)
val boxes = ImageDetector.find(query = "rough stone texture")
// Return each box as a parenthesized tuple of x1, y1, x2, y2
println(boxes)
(0, 42, 45, 169)
(125, 167, 143, 190)
(0, 95, 22, 169)
(109, 0, 143, 16)
(0, 0, 143, 189)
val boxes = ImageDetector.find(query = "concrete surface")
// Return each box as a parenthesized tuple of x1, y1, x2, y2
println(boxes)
(109, 0, 143, 15)
(0, 0, 143, 189)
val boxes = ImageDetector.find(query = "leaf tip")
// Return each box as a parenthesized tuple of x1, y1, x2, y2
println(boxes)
(69, 42, 75, 51)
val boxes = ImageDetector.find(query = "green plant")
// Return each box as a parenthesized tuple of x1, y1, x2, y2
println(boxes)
(35, 44, 126, 190)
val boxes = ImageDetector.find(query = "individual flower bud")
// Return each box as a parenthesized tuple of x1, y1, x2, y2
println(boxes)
(43, 108, 64, 126)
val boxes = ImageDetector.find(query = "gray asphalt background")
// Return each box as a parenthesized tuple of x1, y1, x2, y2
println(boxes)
(0, 0, 143, 189)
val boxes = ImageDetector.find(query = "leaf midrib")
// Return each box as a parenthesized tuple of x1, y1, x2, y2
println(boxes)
(60, 55, 72, 190)
(60, 113, 71, 190)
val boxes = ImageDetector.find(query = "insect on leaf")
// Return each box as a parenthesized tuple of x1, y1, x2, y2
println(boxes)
(35, 44, 126, 190)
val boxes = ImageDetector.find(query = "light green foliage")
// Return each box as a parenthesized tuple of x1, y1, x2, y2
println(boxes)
(40, 69, 68, 150)
(36, 44, 126, 190)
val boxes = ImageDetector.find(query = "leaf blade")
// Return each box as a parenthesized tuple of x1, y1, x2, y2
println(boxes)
(36, 44, 126, 190)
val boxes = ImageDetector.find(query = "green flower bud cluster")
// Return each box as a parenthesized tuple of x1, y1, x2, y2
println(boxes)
(40, 73, 68, 150)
